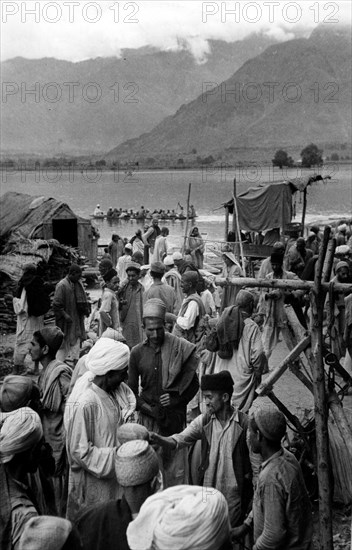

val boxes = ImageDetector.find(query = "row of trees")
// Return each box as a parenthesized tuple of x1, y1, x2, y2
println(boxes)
(272, 143, 324, 169)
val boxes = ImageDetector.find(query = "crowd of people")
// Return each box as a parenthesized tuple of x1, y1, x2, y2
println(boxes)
(93, 204, 197, 221)
(1, 219, 352, 549)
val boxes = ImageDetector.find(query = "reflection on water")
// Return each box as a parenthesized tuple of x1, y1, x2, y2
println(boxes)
(2, 165, 351, 245)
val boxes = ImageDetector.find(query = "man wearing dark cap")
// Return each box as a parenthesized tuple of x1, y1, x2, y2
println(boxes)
(151, 370, 252, 527)
(171, 271, 206, 350)
(129, 298, 199, 486)
(258, 242, 285, 280)
(143, 261, 177, 314)
(53, 264, 89, 364)
(118, 262, 144, 348)
(234, 405, 313, 549)
(29, 326, 72, 515)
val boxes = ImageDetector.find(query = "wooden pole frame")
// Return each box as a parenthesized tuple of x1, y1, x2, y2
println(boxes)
(182, 182, 192, 254)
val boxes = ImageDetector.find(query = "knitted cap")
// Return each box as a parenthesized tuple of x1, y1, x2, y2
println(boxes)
(172, 252, 183, 261)
(336, 261, 349, 272)
(117, 423, 149, 445)
(163, 256, 174, 266)
(201, 371, 234, 393)
(254, 405, 286, 442)
(143, 298, 166, 320)
(115, 440, 159, 487)
(126, 262, 141, 273)
(150, 261, 166, 274)
(0, 376, 36, 412)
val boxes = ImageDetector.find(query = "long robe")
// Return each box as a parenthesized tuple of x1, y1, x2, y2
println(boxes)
(119, 282, 144, 348)
(98, 287, 120, 336)
(53, 276, 86, 348)
(219, 263, 244, 311)
(13, 288, 44, 364)
(163, 269, 183, 313)
(65, 378, 136, 521)
(213, 318, 267, 412)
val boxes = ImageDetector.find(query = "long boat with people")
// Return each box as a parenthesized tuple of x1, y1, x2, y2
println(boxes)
(91, 204, 197, 220)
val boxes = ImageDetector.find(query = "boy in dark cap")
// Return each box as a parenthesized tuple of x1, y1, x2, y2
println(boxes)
(150, 370, 252, 528)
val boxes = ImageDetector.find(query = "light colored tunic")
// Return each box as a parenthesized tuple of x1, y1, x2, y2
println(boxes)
(152, 235, 167, 262)
(116, 254, 132, 282)
(163, 268, 183, 313)
(98, 287, 120, 335)
(13, 288, 44, 364)
(213, 317, 267, 412)
(173, 410, 242, 526)
(65, 379, 136, 520)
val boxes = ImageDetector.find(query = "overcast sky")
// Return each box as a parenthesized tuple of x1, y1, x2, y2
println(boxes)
(1, 1, 351, 62)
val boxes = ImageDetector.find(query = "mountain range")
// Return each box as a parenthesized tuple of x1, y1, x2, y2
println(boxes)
(0, 35, 277, 155)
(107, 25, 351, 163)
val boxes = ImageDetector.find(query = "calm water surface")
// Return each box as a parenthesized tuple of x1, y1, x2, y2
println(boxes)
(2, 164, 351, 247)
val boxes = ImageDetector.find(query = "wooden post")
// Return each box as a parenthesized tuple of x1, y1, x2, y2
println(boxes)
(309, 225, 333, 550)
(182, 182, 192, 254)
(256, 335, 311, 396)
(224, 207, 229, 241)
(323, 237, 336, 282)
(233, 188, 246, 274)
(232, 178, 237, 232)
(301, 188, 307, 236)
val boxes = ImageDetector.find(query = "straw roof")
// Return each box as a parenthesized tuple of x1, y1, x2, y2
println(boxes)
(0, 191, 81, 242)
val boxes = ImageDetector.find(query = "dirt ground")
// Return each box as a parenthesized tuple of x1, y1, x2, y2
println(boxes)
(0, 331, 351, 548)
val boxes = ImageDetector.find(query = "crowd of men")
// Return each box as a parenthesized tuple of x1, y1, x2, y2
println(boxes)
(1, 220, 352, 549)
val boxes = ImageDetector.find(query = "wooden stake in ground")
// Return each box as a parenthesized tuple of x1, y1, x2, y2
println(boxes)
(182, 182, 192, 254)
(232, 178, 246, 274)
(309, 226, 333, 550)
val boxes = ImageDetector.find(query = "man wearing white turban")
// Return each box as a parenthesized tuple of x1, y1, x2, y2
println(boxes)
(0, 408, 43, 550)
(126, 485, 231, 550)
(64, 338, 137, 520)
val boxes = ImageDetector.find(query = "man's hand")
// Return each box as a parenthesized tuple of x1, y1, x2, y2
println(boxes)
(149, 432, 177, 450)
(159, 393, 171, 407)
(231, 523, 249, 542)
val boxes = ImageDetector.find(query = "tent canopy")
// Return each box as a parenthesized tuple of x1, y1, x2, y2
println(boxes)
(223, 175, 329, 232)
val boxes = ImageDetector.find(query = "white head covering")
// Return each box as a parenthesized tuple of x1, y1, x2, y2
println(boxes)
(18, 516, 73, 550)
(163, 256, 174, 266)
(85, 338, 130, 376)
(127, 485, 230, 550)
(0, 407, 43, 463)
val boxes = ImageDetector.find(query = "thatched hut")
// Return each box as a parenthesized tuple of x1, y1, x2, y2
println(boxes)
(0, 192, 99, 263)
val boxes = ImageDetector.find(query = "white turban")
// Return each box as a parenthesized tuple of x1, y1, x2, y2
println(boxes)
(127, 485, 230, 550)
(85, 338, 130, 376)
(0, 407, 43, 463)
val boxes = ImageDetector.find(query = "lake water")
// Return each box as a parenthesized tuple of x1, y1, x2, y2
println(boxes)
(2, 164, 351, 248)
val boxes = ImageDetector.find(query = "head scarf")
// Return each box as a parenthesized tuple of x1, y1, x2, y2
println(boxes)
(18, 516, 73, 550)
(0, 407, 43, 463)
(101, 327, 126, 342)
(0, 376, 36, 412)
(127, 485, 230, 550)
(116, 423, 149, 445)
(235, 290, 254, 308)
(335, 245, 350, 255)
(85, 338, 130, 376)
